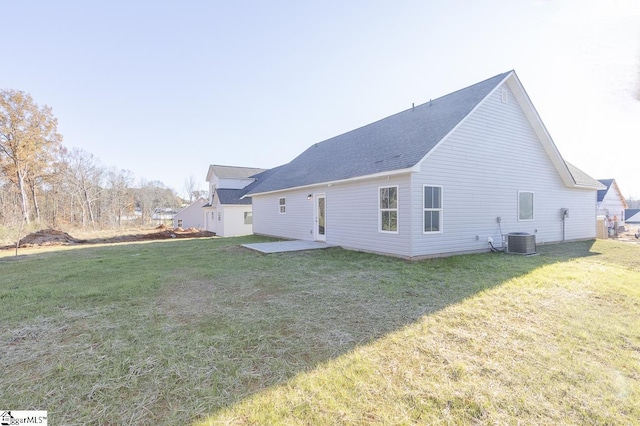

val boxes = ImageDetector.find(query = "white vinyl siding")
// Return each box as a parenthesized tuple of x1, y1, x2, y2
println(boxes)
(379, 186, 398, 233)
(423, 185, 443, 233)
(253, 190, 316, 241)
(173, 198, 207, 229)
(411, 83, 596, 257)
(219, 205, 254, 236)
(204, 198, 254, 237)
(252, 174, 412, 257)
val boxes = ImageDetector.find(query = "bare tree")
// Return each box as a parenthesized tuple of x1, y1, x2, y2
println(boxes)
(63, 148, 104, 228)
(135, 179, 181, 226)
(183, 174, 204, 203)
(104, 168, 135, 227)
(0, 89, 62, 223)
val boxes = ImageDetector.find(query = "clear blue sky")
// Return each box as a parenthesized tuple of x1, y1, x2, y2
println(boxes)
(4, 0, 640, 198)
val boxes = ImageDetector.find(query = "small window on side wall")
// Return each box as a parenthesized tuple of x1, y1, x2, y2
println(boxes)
(279, 197, 286, 214)
(519, 191, 534, 221)
(244, 211, 253, 225)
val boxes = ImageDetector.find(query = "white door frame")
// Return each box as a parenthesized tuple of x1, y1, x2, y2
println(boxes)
(314, 193, 326, 242)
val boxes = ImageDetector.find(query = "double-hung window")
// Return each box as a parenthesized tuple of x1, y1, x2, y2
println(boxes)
(279, 197, 286, 214)
(379, 186, 398, 233)
(423, 185, 442, 233)
(518, 191, 534, 221)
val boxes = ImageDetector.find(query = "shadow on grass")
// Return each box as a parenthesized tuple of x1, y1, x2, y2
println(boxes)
(0, 237, 600, 425)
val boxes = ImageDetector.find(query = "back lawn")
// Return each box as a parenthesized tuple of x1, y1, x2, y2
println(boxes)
(1, 237, 639, 425)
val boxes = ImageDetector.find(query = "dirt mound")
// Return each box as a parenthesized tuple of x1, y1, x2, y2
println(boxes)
(148, 229, 216, 240)
(19, 229, 83, 247)
(2, 227, 216, 251)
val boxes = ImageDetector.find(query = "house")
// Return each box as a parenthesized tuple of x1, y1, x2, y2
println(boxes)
(596, 179, 628, 226)
(151, 207, 178, 225)
(625, 209, 640, 224)
(204, 165, 266, 237)
(244, 70, 604, 259)
(173, 198, 207, 229)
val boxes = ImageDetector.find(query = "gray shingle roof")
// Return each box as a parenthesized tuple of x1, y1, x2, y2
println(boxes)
(563, 163, 607, 190)
(625, 209, 640, 222)
(215, 188, 252, 205)
(208, 165, 267, 180)
(597, 179, 614, 202)
(245, 72, 512, 195)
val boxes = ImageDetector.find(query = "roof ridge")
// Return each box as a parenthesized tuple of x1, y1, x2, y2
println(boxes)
(309, 71, 513, 151)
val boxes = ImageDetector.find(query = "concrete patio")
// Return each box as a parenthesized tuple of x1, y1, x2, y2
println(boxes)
(241, 240, 333, 254)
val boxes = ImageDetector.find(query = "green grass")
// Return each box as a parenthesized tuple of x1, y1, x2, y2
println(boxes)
(1, 238, 639, 425)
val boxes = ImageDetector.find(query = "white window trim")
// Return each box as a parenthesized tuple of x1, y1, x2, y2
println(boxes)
(279, 197, 286, 214)
(518, 191, 534, 221)
(378, 185, 399, 234)
(423, 184, 443, 234)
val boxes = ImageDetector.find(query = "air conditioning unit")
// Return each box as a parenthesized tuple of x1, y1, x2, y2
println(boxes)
(507, 232, 536, 255)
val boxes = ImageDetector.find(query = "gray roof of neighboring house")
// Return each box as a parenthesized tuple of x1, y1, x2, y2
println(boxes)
(246, 71, 512, 195)
(218, 168, 283, 204)
(208, 165, 267, 180)
(625, 209, 640, 222)
(597, 179, 614, 202)
(215, 188, 252, 205)
(565, 164, 607, 190)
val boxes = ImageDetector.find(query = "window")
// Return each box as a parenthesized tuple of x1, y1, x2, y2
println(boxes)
(279, 197, 286, 214)
(519, 191, 534, 221)
(244, 211, 253, 225)
(218, 212, 221, 221)
(177, 219, 183, 228)
(379, 186, 398, 233)
(423, 185, 442, 233)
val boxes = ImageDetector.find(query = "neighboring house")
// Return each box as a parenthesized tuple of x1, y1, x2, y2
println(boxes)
(244, 70, 604, 259)
(596, 179, 628, 224)
(173, 198, 208, 229)
(204, 165, 267, 237)
(151, 207, 178, 225)
(625, 209, 640, 224)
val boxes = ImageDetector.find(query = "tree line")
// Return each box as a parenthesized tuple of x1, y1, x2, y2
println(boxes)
(0, 89, 184, 231)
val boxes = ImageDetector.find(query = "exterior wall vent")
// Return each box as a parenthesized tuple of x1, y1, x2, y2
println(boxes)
(506, 232, 536, 255)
